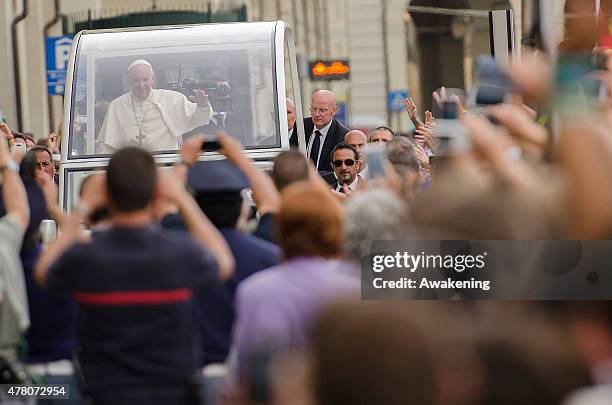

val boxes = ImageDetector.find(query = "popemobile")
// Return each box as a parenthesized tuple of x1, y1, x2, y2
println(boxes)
(59, 20, 305, 212)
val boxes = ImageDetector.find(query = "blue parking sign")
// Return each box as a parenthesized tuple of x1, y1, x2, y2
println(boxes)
(336, 102, 348, 126)
(388, 90, 408, 112)
(45, 35, 74, 95)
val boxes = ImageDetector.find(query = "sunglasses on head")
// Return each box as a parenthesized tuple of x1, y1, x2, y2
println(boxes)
(332, 159, 356, 168)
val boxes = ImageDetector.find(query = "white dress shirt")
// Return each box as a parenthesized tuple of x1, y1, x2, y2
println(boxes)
(335, 176, 359, 193)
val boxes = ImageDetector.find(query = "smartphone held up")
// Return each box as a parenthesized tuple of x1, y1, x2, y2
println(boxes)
(201, 135, 221, 152)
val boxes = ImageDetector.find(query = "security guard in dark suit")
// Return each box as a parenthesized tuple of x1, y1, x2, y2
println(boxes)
(289, 90, 350, 177)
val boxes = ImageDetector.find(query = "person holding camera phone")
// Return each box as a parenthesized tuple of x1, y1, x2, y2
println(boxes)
(97, 59, 213, 153)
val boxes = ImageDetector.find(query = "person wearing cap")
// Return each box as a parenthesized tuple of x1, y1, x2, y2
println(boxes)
(97, 59, 213, 153)
(161, 134, 281, 366)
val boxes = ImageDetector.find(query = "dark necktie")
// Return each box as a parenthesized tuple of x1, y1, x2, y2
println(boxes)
(310, 130, 322, 168)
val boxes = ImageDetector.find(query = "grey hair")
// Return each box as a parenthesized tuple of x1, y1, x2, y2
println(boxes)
(343, 189, 408, 262)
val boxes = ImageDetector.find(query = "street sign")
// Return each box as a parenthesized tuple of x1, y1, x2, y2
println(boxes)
(336, 102, 348, 126)
(45, 35, 74, 95)
(388, 90, 408, 112)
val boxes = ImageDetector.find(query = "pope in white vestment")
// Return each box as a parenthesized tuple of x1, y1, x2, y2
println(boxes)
(96, 59, 213, 153)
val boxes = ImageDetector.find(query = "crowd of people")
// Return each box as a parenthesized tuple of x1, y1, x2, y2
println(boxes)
(2, 47, 612, 405)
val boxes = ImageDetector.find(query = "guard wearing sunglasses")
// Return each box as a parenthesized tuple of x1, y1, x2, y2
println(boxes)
(329, 143, 361, 194)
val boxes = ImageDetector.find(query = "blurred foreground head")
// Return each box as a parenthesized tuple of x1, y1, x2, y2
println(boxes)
(343, 189, 407, 262)
(79, 172, 110, 226)
(410, 170, 557, 239)
(471, 304, 592, 405)
(311, 301, 483, 405)
(107, 147, 156, 212)
(272, 150, 309, 192)
(279, 181, 342, 259)
(386, 136, 420, 201)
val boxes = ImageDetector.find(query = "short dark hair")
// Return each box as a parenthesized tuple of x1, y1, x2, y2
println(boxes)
(106, 147, 157, 212)
(195, 192, 243, 228)
(29, 146, 52, 160)
(272, 150, 309, 192)
(21, 146, 53, 178)
(331, 143, 359, 162)
(312, 302, 437, 405)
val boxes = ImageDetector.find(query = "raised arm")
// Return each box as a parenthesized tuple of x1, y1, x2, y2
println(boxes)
(405, 98, 423, 129)
(217, 132, 281, 214)
(0, 131, 28, 231)
(34, 215, 82, 288)
(0, 122, 15, 150)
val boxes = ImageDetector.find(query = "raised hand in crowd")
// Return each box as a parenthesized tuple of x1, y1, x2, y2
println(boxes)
(432, 87, 467, 116)
(506, 51, 553, 102)
(33, 214, 84, 288)
(0, 122, 26, 163)
(217, 131, 281, 215)
(488, 104, 547, 159)
(173, 134, 204, 182)
(558, 117, 612, 239)
(0, 127, 29, 231)
(414, 144, 431, 181)
(0, 122, 15, 149)
(415, 126, 435, 152)
(46, 132, 58, 153)
(432, 86, 448, 109)
(424, 110, 434, 127)
(405, 97, 420, 125)
(461, 114, 536, 191)
(36, 169, 66, 227)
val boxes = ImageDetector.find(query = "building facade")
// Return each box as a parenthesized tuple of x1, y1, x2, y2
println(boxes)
(0, 0, 569, 139)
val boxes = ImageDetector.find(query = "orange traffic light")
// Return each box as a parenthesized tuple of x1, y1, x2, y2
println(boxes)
(309, 60, 350, 80)
(312, 62, 327, 75)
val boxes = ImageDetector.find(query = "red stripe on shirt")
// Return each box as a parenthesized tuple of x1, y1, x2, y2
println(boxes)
(76, 288, 192, 306)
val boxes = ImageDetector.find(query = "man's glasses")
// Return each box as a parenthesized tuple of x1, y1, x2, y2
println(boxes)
(310, 107, 331, 114)
(332, 159, 356, 168)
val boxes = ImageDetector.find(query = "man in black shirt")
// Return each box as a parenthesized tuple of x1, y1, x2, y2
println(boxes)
(35, 144, 234, 405)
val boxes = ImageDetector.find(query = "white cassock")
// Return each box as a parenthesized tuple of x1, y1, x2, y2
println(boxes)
(96, 88, 212, 152)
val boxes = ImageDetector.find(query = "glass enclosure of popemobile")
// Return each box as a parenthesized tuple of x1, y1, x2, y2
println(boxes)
(59, 21, 304, 212)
